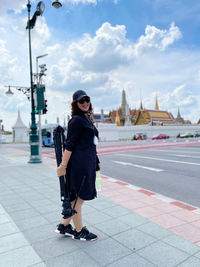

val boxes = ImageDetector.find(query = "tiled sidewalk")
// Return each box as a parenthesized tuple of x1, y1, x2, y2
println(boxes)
(1, 146, 200, 266)
(101, 176, 200, 247)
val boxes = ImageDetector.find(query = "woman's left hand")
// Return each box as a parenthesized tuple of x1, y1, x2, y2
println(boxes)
(57, 164, 67, 177)
(98, 163, 101, 170)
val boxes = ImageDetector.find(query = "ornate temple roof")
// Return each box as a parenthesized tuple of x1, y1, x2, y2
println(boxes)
(134, 109, 176, 125)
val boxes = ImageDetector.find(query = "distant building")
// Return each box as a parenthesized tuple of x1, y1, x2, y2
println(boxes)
(134, 109, 176, 125)
(93, 109, 109, 123)
(134, 97, 176, 125)
(12, 110, 28, 142)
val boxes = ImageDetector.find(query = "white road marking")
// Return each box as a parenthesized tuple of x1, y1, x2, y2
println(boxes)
(118, 154, 200, 166)
(153, 149, 200, 154)
(113, 160, 164, 172)
(167, 154, 200, 159)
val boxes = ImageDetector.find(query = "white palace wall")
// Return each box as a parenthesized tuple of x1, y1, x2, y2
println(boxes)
(96, 123, 200, 141)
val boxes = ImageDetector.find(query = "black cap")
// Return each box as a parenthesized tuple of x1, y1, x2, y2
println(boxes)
(73, 90, 88, 101)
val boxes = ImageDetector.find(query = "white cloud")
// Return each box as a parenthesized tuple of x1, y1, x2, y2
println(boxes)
(66, 22, 132, 72)
(1, 14, 199, 130)
(0, 0, 97, 15)
(0, 0, 27, 14)
(62, 0, 97, 4)
(134, 22, 182, 55)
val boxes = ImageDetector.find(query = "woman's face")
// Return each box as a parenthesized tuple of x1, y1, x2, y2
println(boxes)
(77, 96, 90, 112)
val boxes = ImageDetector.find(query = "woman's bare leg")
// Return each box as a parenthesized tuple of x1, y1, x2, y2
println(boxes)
(61, 197, 84, 232)
(72, 197, 84, 232)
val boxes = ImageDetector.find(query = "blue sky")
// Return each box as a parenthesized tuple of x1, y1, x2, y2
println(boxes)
(0, 0, 200, 130)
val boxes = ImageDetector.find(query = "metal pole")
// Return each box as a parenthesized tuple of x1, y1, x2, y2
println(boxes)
(27, 0, 41, 163)
(35, 53, 48, 162)
(38, 112, 42, 159)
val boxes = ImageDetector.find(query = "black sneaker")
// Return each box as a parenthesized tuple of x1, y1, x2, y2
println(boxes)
(55, 223, 74, 237)
(72, 226, 98, 241)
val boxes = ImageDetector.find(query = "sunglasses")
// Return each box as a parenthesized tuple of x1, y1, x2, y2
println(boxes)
(78, 96, 90, 104)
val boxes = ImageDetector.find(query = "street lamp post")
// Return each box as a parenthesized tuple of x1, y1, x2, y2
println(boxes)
(26, 1, 62, 163)
(27, 1, 45, 163)
(5, 1, 62, 163)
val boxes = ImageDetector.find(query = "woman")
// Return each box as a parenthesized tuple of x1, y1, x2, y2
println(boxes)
(56, 90, 100, 241)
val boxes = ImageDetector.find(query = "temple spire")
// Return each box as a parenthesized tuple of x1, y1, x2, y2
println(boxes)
(140, 99, 143, 110)
(176, 106, 184, 123)
(155, 95, 159, 110)
(115, 110, 121, 126)
(121, 89, 127, 117)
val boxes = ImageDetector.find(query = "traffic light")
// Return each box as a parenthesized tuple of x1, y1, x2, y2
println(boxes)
(36, 87, 45, 111)
(42, 99, 48, 114)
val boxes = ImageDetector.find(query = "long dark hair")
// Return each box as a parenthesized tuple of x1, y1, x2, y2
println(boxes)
(71, 100, 93, 118)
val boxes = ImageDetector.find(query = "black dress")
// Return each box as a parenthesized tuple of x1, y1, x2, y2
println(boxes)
(64, 114, 99, 201)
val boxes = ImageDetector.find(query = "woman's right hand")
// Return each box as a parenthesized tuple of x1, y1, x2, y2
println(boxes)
(57, 164, 67, 177)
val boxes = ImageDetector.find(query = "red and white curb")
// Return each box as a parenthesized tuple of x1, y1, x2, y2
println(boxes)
(101, 174, 200, 214)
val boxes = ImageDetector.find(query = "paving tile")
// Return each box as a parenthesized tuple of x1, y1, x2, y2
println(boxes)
(118, 213, 148, 227)
(136, 221, 171, 239)
(29, 263, 46, 267)
(32, 236, 79, 260)
(0, 196, 25, 206)
(45, 250, 100, 267)
(21, 192, 45, 201)
(34, 203, 60, 214)
(134, 206, 165, 218)
(0, 213, 12, 224)
(112, 228, 157, 251)
(0, 245, 43, 267)
(84, 224, 109, 240)
(139, 196, 162, 205)
(14, 215, 49, 231)
(177, 256, 200, 267)
(156, 202, 183, 213)
(101, 205, 131, 217)
(0, 205, 5, 215)
(82, 203, 99, 215)
(0, 221, 20, 237)
(0, 232, 29, 254)
(84, 210, 112, 225)
(95, 218, 131, 236)
(191, 220, 200, 229)
(30, 199, 56, 208)
(88, 198, 117, 210)
(23, 224, 56, 244)
(81, 237, 132, 265)
(138, 241, 190, 267)
(150, 214, 185, 229)
(162, 234, 200, 254)
(107, 253, 156, 267)
(193, 250, 200, 259)
(43, 210, 65, 224)
(170, 210, 200, 223)
(9, 208, 41, 221)
(119, 199, 147, 210)
(101, 190, 122, 198)
(105, 193, 136, 202)
(5, 202, 32, 213)
(170, 224, 200, 243)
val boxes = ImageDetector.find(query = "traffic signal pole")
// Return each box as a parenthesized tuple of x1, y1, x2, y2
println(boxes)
(27, 1, 41, 163)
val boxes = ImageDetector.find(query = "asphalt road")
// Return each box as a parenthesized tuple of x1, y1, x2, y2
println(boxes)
(2, 138, 200, 208)
(99, 142, 200, 208)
